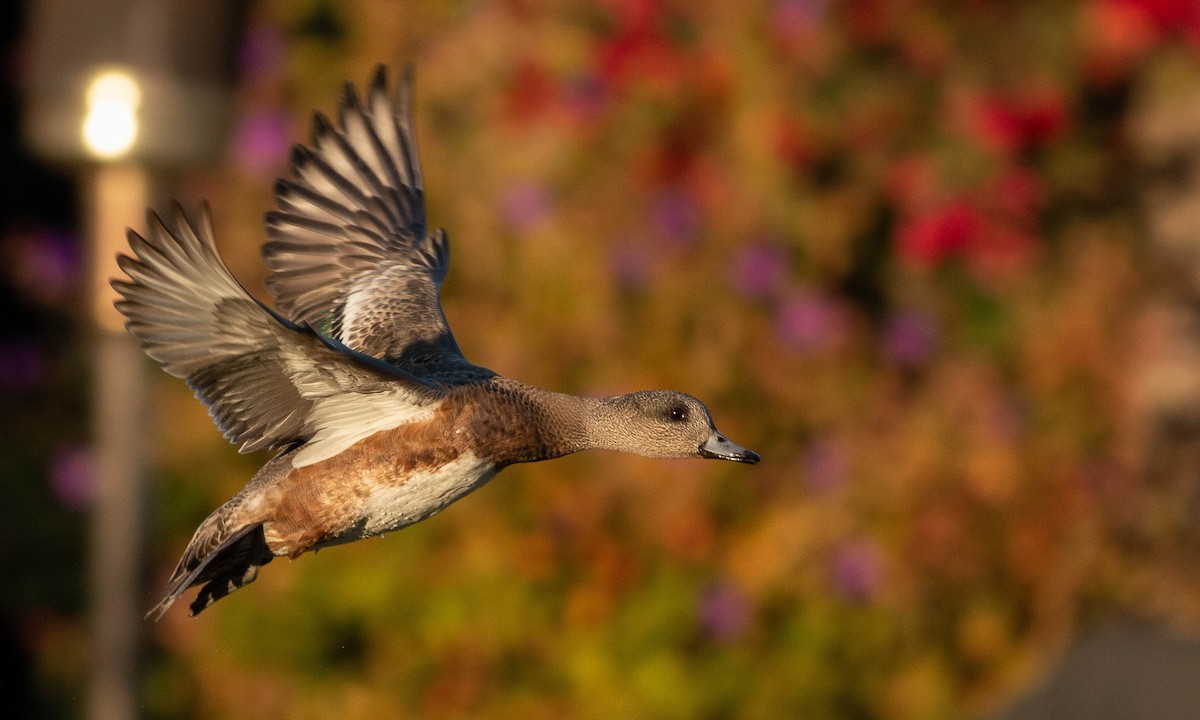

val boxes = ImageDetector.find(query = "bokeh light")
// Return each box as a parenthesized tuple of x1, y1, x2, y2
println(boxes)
(81, 68, 140, 159)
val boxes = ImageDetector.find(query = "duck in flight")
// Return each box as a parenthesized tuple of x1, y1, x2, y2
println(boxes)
(113, 65, 760, 620)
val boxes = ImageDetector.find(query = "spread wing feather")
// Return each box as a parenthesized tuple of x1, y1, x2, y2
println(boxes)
(262, 65, 473, 376)
(113, 203, 443, 464)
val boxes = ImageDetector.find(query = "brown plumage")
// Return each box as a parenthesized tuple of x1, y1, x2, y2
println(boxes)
(116, 66, 760, 621)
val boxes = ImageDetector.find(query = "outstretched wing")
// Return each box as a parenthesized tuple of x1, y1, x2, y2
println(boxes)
(113, 203, 444, 467)
(262, 65, 470, 375)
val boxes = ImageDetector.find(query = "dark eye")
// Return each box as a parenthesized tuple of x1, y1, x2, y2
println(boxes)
(668, 405, 689, 423)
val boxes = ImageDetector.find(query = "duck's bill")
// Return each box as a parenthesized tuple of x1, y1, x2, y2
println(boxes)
(699, 431, 761, 464)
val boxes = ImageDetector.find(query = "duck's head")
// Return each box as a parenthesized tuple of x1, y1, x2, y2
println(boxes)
(596, 391, 760, 464)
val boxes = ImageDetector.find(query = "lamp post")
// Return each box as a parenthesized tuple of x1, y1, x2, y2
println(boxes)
(81, 66, 149, 720)
(21, 3, 240, 718)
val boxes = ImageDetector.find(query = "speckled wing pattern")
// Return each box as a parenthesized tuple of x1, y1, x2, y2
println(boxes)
(112, 204, 444, 463)
(262, 65, 476, 378)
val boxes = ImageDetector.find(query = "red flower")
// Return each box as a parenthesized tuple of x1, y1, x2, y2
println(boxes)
(987, 167, 1046, 223)
(970, 89, 1069, 154)
(895, 199, 982, 269)
(893, 168, 1046, 279)
(598, 27, 674, 90)
(846, 0, 892, 44)
(1109, 0, 1200, 33)
(966, 226, 1040, 285)
(774, 115, 815, 169)
(504, 60, 556, 124)
(595, 0, 686, 94)
(1081, 0, 1190, 84)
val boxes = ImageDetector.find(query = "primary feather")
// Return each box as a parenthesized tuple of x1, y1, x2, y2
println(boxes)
(262, 66, 472, 376)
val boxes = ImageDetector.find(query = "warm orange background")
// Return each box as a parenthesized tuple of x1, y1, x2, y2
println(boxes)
(10, 1, 1200, 718)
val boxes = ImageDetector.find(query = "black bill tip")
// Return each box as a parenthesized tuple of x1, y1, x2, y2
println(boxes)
(699, 431, 761, 464)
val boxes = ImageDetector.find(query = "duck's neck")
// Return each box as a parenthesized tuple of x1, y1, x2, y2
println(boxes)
(491, 382, 622, 464)
(533, 388, 615, 457)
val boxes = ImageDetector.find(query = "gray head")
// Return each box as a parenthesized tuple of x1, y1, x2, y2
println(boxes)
(592, 390, 760, 464)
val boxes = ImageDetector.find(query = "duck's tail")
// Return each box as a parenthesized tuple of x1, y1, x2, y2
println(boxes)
(147, 514, 275, 621)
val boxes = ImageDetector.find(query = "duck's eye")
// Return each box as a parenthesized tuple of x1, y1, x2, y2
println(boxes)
(668, 405, 689, 423)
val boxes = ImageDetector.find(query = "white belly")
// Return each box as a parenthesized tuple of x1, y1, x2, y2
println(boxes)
(354, 451, 498, 539)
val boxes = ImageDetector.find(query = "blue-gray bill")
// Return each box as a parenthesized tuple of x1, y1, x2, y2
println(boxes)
(699, 431, 761, 464)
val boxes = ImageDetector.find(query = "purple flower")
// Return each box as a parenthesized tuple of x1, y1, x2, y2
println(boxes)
(239, 24, 286, 79)
(881, 310, 939, 368)
(775, 292, 847, 354)
(651, 188, 701, 246)
(564, 73, 609, 121)
(49, 445, 95, 510)
(609, 244, 654, 290)
(830, 537, 884, 604)
(0, 340, 45, 396)
(233, 109, 290, 177)
(729, 243, 788, 299)
(12, 230, 81, 305)
(501, 182, 554, 234)
(697, 579, 750, 643)
(803, 435, 849, 494)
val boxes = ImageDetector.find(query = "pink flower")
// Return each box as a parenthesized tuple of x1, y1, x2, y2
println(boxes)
(232, 109, 290, 178)
(651, 187, 702, 245)
(804, 436, 850, 494)
(882, 311, 940, 369)
(50, 445, 95, 510)
(769, 0, 828, 54)
(697, 579, 751, 643)
(239, 23, 286, 80)
(830, 537, 884, 604)
(771, 0, 827, 36)
(500, 182, 554, 234)
(775, 291, 850, 355)
(729, 243, 788, 299)
(563, 73, 610, 125)
(609, 244, 655, 290)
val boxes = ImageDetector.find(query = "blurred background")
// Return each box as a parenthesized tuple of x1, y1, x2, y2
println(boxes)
(6, 0, 1200, 718)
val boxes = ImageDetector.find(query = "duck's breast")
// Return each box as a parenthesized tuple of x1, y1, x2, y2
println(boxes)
(356, 450, 498, 536)
(271, 405, 500, 553)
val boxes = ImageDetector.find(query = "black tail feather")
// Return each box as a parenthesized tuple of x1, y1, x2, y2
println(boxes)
(147, 523, 274, 620)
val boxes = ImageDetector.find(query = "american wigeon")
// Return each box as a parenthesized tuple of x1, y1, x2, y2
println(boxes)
(113, 66, 759, 620)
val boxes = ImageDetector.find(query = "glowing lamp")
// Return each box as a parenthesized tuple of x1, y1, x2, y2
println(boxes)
(81, 69, 140, 159)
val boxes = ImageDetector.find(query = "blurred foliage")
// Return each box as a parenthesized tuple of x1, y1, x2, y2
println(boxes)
(13, 0, 1200, 718)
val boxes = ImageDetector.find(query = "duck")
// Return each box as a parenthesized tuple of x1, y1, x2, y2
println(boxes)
(112, 65, 760, 620)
